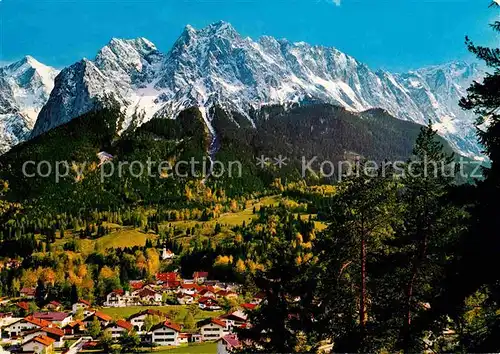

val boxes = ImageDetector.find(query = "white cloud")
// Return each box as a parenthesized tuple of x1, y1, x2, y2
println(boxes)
(333, 0, 341, 6)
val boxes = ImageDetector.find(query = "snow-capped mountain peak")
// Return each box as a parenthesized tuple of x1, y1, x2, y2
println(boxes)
(27, 22, 484, 158)
(0, 56, 59, 153)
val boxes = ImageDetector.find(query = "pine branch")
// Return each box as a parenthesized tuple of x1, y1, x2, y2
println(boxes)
(491, 21, 500, 32)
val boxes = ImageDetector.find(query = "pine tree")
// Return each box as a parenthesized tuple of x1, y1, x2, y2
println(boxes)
(315, 164, 401, 352)
(369, 123, 465, 352)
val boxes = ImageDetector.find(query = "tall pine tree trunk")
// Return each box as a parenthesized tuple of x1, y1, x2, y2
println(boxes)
(403, 228, 429, 352)
(360, 229, 367, 335)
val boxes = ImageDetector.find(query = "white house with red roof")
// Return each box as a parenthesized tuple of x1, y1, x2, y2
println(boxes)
(198, 318, 230, 341)
(19, 287, 35, 299)
(176, 293, 196, 305)
(220, 310, 248, 331)
(72, 299, 92, 315)
(179, 283, 201, 296)
(46, 301, 62, 311)
(198, 288, 216, 298)
(3, 316, 52, 338)
(104, 289, 129, 307)
(105, 320, 134, 339)
(23, 325, 65, 348)
(135, 287, 162, 304)
(251, 291, 266, 305)
(150, 320, 182, 346)
(198, 297, 221, 311)
(193, 271, 209, 283)
(20, 335, 55, 353)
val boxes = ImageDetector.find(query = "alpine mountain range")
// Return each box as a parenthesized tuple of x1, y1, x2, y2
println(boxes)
(0, 21, 485, 158)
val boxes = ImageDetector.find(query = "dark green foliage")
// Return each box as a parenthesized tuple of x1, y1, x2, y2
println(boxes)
(429, 4, 500, 352)
(0, 108, 120, 204)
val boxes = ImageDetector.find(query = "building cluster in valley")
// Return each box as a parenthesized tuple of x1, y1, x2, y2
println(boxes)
(0, 270, 264, 353)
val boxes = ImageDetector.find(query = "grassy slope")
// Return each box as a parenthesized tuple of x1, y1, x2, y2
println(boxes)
(50, 227, 158, 254)
(97, 228, 157, 249)
(154, 343, 217, 353)
(98, 305, 223, 325)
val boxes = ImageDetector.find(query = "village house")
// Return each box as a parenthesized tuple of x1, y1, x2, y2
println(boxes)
(155, 272, 180, 285)
(179, 283, 201, 296)
(135, 287, 162, 305)
(161, 248, 175, 260)
(216, 290, 238, 300)
(104, 289, 137, 307)
(16, 301, 30, 313)
(178, 332, 189, 344)
(97, 151, 113, 166)
(129, 280, 144, 291)
(0, 312, 13, 319)
(198, 288, 216, 298)
(150, 320, 182, 346)
(198, 318, 230, 341)
(128, 309, 166, 333)
(220, 310, 248, 331)
(72, 299, 92, 315)
(3, 259, 21, 270)
(3, 316, 52, 338)
(0, 315, 21, 338)
(176, 293, 196, 305)
(83, 311, 112, 328)
(46, 301, 62, 311)
(61, 320, 85, 336)
(205, 280, 220, 288)
(19, 287, 36, 299)
(20, 335, 55, 354)
(198, 297, 221, 311)
(33, 312, 73, 327)
(193, 271, 209, 283)
(188, 333, 202, 343)
(23, 326, 65, 348)
(161, 280, 182, 293)
(105, 320, 134, 339)
(217, 334, 241, 354)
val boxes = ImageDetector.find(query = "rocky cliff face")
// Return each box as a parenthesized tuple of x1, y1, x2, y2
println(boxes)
(0, 56, 58, 153)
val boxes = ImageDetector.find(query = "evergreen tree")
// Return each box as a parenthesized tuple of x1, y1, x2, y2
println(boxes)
(120, 330, 140, 352)
(87, 317, 102, 338)
(70, 284, 79, 305)
(370, 123, 465, 352)
(35, 279, 47, 307)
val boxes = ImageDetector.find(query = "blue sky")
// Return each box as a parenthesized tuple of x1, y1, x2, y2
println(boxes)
(1, 0, 498, 71)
